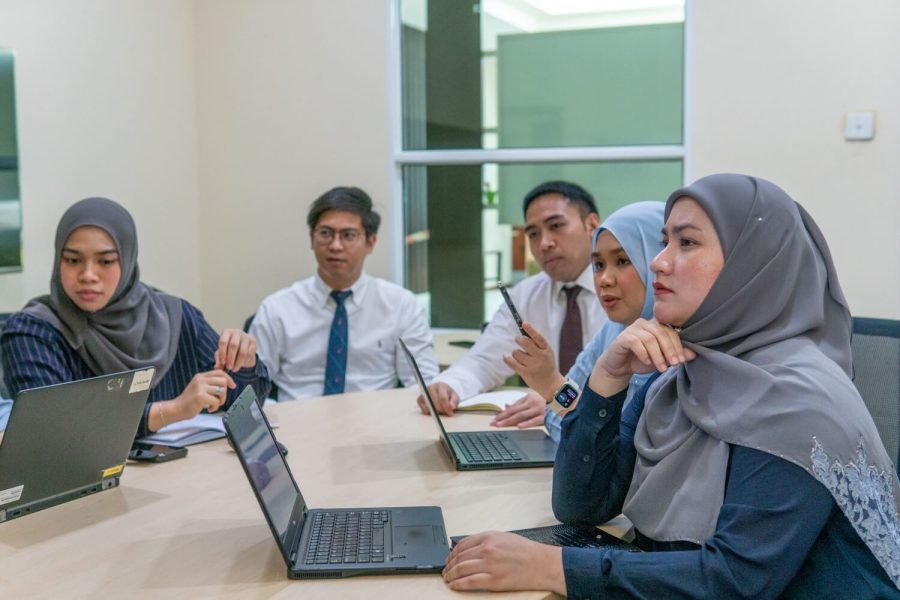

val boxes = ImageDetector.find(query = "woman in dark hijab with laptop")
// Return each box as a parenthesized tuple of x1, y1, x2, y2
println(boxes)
(1, 197, 270, 438)
(442, 174, 899, 597)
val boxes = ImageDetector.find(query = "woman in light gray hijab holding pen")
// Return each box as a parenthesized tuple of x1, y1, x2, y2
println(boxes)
(442, 174, 899, 597)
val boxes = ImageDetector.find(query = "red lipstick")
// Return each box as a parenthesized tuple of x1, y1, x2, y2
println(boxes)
(653, 282, 673, 295)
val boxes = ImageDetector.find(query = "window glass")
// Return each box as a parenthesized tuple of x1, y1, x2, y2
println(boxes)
(498, 23, 683, 148)
(404, 161, 681, 327)
(0, 50, 21, 271)
(401, 0, 684, 151)
(399, 1, 685, 327)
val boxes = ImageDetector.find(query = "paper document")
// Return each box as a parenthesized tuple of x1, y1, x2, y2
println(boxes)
(457, 390, 527, 412)
(137, 413, 226, 446)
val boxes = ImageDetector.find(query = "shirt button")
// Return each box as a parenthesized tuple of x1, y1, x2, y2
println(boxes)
(582, 455, 591, 463)
(598, 409, 607, 418)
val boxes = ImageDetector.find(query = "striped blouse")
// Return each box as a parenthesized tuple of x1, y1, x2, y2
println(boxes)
(0, 300, 271, 438)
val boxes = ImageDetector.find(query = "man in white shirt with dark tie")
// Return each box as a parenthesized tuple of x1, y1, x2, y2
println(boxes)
(250, 186, 438, 400)
(418, 181, 605, 418)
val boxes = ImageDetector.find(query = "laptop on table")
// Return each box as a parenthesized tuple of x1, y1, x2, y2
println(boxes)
(223, 386, 450, 579)
(399, 338, 557, 470)
(451, 522, 641, 552)
(0, 368, 155, 523)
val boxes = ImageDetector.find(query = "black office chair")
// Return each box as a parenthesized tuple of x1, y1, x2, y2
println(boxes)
(243, 312, 278, 401)
(850, 317, 900, 474)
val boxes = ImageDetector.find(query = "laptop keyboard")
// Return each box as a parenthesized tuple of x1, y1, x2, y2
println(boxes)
(306, 510, 391, 565)
(511, 523, 642, 551)
(455, 432, 523, 463)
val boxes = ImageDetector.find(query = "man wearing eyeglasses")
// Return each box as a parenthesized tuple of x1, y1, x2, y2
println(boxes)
(250, 186, 438, 401)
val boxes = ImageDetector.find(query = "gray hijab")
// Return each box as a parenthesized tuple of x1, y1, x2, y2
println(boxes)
(623, 174, 900, 586)
(23, 197, 183, 384)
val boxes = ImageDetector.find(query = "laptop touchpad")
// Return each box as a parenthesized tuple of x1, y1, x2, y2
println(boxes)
(395, 525, 436, 547)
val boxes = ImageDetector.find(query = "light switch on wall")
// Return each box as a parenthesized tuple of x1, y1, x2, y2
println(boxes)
(844, 111, 875, 141)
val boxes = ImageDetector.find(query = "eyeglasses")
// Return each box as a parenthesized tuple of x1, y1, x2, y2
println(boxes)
(312, 227, 364, 246)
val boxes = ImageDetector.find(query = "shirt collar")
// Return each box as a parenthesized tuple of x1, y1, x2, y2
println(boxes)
(551, 263, 594, 298)
(313, 272, 370, 308)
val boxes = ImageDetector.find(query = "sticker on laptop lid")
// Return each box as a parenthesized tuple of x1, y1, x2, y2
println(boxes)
(101, 464, 125, 478)
(106, 376, 126, 392)
(129, 368, 154, 393)
(0, 484, 24, 506)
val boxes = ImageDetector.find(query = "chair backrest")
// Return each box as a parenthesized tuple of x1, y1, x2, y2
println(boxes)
(850, 317, 900, 472)
(242, 313, 255, 334)
(243, 312, 278, 401)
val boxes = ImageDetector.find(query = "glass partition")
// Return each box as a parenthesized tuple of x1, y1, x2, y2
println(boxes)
(404, 161, 682, 327)
(398, 1, 685, 327)
(0, 49, 22, 271)
(401, 0, 684, 151)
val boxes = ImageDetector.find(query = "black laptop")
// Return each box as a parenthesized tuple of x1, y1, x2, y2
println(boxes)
(399, 339, 557, 470)
(452, 523, 641, 552)
(223, 386, 450, 579)
(0, 368, 155, 523)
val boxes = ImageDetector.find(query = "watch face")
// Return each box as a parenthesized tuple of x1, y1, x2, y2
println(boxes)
(555, 384, 579, 408)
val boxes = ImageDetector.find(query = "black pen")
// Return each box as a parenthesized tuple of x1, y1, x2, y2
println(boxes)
(497, 282, 530, 338)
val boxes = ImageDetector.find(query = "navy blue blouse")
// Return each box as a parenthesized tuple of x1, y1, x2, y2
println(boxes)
(1, 301, 271, 438)
(553, 380, 896, 599)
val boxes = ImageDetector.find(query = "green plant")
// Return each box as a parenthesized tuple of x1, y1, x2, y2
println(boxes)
(483, 182, 498, 207)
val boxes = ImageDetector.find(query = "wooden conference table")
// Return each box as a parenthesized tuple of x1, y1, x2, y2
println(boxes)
(0, 387, 627, 599)
(432, 328, 482, 370)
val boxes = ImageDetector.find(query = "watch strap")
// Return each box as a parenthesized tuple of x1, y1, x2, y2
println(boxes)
(549, 378, 581, 416)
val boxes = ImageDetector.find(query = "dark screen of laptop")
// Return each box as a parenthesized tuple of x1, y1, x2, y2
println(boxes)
(236, 400, 299, 547)
(399, 339, 452, 441)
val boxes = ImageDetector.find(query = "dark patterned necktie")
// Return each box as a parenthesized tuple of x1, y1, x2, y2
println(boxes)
(324, 290, 352, 395)
(558, 286, 583, 375)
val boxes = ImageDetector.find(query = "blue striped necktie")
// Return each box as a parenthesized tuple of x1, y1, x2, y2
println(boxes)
(324, 290, 352, 395)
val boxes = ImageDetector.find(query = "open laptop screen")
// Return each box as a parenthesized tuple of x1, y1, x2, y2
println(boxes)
(228, 390, 300, 548)
(399, 338, 453, 443)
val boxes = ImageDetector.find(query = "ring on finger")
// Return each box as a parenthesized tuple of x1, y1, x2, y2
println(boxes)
(213, 385, 224, 395)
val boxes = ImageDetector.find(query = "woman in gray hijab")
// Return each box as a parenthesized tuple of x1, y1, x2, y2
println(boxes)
(1, 197, 271, 438)
(442, 174, 899, 597)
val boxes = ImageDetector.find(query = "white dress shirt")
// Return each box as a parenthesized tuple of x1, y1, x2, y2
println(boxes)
(432, 265, 605, 401)
(250, 272, 438, 400)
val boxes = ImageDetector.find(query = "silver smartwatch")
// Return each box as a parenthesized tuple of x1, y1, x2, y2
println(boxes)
(549, 378, 581, 416)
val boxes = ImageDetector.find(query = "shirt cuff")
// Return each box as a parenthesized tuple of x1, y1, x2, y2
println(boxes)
(562, 546, 609, 600)
(234, 355, 270, 381)
(544, 405, 562, 442)
(429, 374, 469, 400)
(576, 384, 628, 426)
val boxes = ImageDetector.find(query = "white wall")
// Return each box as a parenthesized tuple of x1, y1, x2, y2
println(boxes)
(689, 0, 900, 318)
(0, 0, 202, 312)
(192, 0, 394, 329)
(0, 0, 393, 330)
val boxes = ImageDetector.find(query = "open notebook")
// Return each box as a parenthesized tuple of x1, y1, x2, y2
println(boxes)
(137, 413, 225, 446)
(136, 400, 280, 446)
(456, 390, 527, 412)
